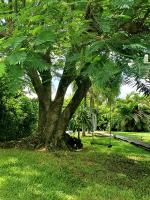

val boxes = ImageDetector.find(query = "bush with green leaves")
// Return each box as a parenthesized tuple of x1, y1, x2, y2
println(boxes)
(112, 94, 150, 132)
(0, 79, 38, 141)
(98, 94, 150, 132)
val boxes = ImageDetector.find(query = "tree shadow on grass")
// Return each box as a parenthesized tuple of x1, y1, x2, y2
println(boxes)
(0, 145, 150, 200)
(0, 150, 86, 200)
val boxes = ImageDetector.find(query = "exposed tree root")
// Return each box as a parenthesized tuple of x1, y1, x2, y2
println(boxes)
(0, 133, 83, 151)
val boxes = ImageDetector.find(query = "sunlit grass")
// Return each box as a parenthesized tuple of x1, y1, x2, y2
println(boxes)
(0, 136, 150, 200)
(113, 132, 150, 143)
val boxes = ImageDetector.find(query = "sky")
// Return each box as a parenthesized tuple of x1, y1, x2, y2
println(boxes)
(57, 79, 138, 99)
(25, 81, 137, 100)
(119, 84, 137, 98)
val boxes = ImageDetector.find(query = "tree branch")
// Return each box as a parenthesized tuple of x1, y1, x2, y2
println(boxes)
(63, 76, 91, 119)
(56, 76, 91, 136)
(54, 48, 78, 101)
(27, 68, 43, 97)
(142, 8, 150, 22)
(39, 69, 52, 102)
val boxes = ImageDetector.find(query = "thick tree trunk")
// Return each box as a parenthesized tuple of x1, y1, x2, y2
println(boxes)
(36, 77, 91, 150)
(27, 53, 90, 150)
(38, 101, 49, 143)
(43, 100, 64, 148)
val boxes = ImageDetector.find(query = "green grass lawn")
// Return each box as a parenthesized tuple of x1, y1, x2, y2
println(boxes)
(113, 132, 150, 143)
(0, 137, 150, 200)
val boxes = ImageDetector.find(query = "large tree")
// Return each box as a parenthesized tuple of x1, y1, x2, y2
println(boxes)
(0, 0, 150, 149)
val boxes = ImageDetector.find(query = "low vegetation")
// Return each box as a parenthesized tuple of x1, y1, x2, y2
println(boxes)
(113, 132, 150, 144)
(0, 78, 38, 141)
(69, 94, 150, 134)
(0, 136, 150, 200)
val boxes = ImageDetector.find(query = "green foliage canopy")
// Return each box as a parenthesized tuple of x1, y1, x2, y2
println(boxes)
(0, 0, 150, 92)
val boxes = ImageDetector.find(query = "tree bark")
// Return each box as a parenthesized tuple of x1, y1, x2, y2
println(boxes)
(27, 52, 90, 150)
(55, 76, 91, 141)
(40, 62, 77, 148)
(82, 125, 86, 137)
(38, 100, 49, 143)
(37, 76, 91, 150)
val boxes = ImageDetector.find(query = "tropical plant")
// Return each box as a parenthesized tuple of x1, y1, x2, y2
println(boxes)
(113, 94, 150, 132)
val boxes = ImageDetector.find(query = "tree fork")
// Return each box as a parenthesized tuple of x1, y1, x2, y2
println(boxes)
(55, 76, 91, 141)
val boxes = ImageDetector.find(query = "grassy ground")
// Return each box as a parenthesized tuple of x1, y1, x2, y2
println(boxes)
(113, 132, 150, 143)
(0, 136, 150, 200)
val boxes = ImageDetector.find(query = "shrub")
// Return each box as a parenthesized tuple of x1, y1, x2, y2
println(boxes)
(0, 79, 38, 141)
